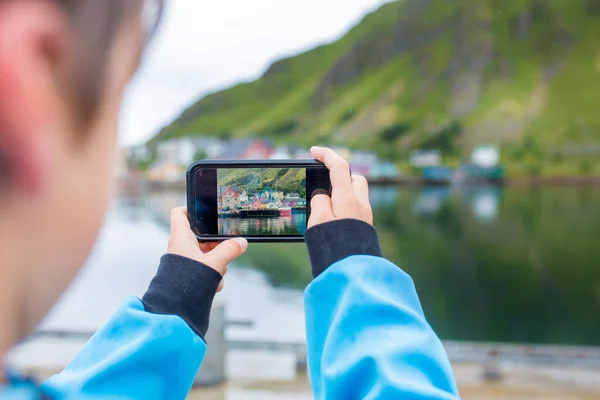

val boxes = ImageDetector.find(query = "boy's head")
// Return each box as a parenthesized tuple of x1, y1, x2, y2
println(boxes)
(0, 0, 163, 345)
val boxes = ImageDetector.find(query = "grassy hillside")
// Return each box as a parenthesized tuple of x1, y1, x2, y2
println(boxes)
(219, 168, 306, 196)
(155, 0, 600, 174)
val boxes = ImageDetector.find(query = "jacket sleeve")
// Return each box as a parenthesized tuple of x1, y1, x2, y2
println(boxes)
(41, 254, 222, 400)
(304, 219, 460, 400)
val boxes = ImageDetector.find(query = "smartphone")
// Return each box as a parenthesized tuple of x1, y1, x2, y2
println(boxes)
(187, 160, 331, 242)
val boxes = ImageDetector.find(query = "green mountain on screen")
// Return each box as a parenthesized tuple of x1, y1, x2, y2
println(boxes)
(154, 0, 600, 168)
(219, 168, 306, 196)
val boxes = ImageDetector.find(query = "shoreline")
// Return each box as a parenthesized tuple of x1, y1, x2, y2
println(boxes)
(137, 175, 600, 192)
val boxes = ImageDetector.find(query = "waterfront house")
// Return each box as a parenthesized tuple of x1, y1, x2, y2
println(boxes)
(349, 150, 379, 177)
(471, 145, 500, 168)
(283, 193, 303, 207)
(220, 138, 273, 160)
(457, 145, 504, 183)
(259, 192, 269, 202)
(410, 150, 441, 168)
(260, 188, 284, 202)
(189, 137, 225, 159)
(259, 198, 270, 209)
(269, 200, 284, 209)
(155, 139, 191, 166)
(220, 186, 242, 209)
(373, 162, 400, 178)
(457, 163, 504, 183)
(156, 137, 225, 167)
(272, 191, 285, 201)
(422, 166, 452, 184)
(240, 190, 248, 202)
(270, 146, 312, 159)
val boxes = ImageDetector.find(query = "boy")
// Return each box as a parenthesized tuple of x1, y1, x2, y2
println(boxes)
(0, 0, 460, 399)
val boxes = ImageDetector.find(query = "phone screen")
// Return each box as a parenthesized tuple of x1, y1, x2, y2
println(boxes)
(192, 165, 330, 239)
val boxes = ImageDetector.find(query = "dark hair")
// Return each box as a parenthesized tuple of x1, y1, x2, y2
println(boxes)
(55, 0, 164, 126)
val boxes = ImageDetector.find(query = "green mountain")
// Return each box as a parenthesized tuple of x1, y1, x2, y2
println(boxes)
(155, 0, 600, 173)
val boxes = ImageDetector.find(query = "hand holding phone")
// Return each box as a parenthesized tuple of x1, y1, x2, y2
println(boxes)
(308, 146, 373, 229)
(168, 207, 248, 291)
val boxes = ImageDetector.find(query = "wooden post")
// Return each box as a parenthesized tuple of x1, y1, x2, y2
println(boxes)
(482, 349, 504, 382)
(194, 300, 227, 386)
(295, 346, 308, 373)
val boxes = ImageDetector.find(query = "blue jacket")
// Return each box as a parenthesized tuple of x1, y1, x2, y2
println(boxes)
(1, 219, 459, 399)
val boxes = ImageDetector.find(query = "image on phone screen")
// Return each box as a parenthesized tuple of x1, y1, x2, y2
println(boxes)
(217, 168, 307, 236)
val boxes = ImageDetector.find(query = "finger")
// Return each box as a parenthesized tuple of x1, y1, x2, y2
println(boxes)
(217, 279, 224, 293)
(352, 175, 370, 208)
(310, 193, 333, 215)
(311, 147, 353, 194)
(205, 238, 248, 270)
(199, 241, 219, 254)
(308, 194, 334, 229)
(170, 207, 193, 237)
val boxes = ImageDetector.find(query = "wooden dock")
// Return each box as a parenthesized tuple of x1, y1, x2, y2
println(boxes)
(238, 209, 280, 218)
(27, 329, 600, 375)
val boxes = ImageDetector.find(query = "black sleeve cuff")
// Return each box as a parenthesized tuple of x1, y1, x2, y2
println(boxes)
(305, 219, 382, 279)
(141, 254, 222, 341)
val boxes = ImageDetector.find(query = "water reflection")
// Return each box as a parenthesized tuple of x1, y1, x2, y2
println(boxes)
(368, 186, 398, 208)
(219, 213, 307, 236)
(469, 188, 500, 221)
(412, 187, 450, 215)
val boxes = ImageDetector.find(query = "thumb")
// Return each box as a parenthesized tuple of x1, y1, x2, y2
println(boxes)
(205, 238, 248, 271)
(170, 206, 193, 238)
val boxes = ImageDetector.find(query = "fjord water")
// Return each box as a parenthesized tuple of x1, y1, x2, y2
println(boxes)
(43, 185, 600, 347)
(240, 185, 600, 346)
(219, 211, 307, 236)
(374, 185, 600, 345)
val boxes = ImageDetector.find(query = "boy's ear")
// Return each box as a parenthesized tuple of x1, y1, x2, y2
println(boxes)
(0, 1, 71, 194)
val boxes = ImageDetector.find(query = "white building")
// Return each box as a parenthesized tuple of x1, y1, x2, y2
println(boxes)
(270, 146, 295, 159)
(156, 139, 193, 166)
(270, 146, 311, 160)
(156, 137, 225, 166)
(190, 137, 225, 159)
(471, 145, 500, 167)
(350, 150, 378, 165)
(410, 150, 442, 168)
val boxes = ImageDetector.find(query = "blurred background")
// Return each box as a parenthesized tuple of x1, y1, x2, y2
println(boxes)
(8, 0, 600, 399)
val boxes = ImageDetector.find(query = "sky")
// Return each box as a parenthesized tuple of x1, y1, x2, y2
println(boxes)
(119, 0, 394, 147)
